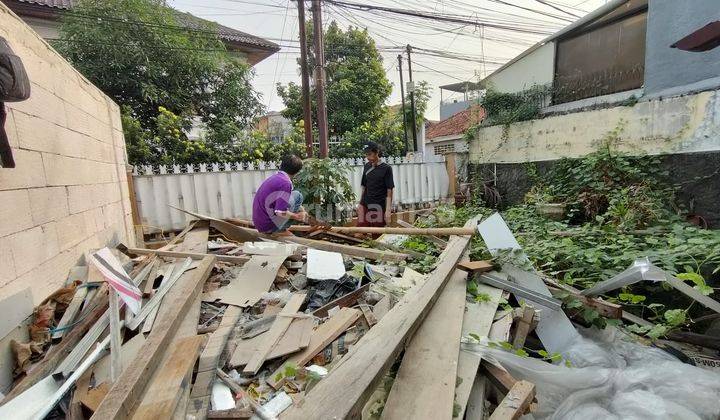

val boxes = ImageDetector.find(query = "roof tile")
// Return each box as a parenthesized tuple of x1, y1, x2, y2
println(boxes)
(426, 105, 485, 140)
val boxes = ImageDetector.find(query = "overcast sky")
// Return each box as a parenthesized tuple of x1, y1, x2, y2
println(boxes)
(168, 0, 609, 120)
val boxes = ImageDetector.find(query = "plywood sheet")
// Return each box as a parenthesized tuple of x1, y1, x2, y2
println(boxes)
(203, 255, 287, 307)
(229, 317, 313, 368)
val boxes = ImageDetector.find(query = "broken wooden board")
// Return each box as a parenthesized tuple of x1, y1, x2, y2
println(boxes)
(457, 260, 494, 274)
(372, 294, 392, 321)
(203, 255, 287, 307)
(168, 205, 260, 243)
(282, 217, 479, 419)
(92, 256, 216, 419)
(131, 335, 205, 419)
(229, 317, 314, 368)
(454, 284, 503, 419)
(81, 383, 110, 413)
(488, 380, 535, 420)
(177, 220, 209, 253)
(244, 293, 307, 374)
(512, 307, 535, 349)
(466, 376, 487, 420)
(381, 263, 470, 420)
(269, 307, 361, 389)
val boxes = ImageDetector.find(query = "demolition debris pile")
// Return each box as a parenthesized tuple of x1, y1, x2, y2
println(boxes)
(1, 207, 719, 419)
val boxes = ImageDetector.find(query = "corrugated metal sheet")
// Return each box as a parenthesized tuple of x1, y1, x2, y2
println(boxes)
(132, 156, 449, 232)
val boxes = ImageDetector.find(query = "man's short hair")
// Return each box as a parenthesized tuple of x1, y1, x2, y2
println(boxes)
(280, 154, 303, 175)
(364, 142, 381, 155)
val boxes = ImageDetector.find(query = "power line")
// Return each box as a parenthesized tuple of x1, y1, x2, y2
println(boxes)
(532, 0, 581, 18)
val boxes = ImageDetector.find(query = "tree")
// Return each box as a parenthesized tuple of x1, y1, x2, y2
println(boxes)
(277, 21, 392, 140)
(55, 0, 264, 164)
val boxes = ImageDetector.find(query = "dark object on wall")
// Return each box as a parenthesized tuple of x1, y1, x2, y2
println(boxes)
(0, 36, 32, 168)
(671, 21, 720, 52)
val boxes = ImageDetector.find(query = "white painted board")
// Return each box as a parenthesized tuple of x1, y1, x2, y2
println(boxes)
(306, 249, 345, 280)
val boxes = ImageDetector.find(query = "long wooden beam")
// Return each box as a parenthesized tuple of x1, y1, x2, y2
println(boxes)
(228, 217, 472, 236)
(281, 236, 408, 263)
(124, 247, 249, 264)
(92, 256, 216, 419)
(282, 217, 479, 419)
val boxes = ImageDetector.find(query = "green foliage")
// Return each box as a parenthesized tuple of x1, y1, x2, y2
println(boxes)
(480, 85, 548, 127)
(294, 158, 355, 221)
(278, 22, 430, 157)
(56, 0, 263, 165)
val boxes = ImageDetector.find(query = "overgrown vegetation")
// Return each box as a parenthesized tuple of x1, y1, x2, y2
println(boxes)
(400, 130, 720, 339)
(479, 85, 549, 127)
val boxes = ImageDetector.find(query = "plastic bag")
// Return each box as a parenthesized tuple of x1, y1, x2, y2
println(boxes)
(465, 328, 720, 419)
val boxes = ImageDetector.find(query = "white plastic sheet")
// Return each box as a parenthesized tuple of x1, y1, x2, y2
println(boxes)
(465, 328, 720, 419)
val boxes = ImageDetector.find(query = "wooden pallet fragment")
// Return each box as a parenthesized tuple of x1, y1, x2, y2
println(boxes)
(488, 380, 535, 420)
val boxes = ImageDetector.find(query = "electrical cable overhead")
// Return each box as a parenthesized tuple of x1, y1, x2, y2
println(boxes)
(532, 0, 581, 18)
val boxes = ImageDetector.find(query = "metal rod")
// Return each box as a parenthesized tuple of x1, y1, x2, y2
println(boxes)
(478, 273, 562, 311)
(406, 44, 418, 152)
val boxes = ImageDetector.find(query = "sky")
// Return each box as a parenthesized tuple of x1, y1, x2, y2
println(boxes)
(167, 0, 609, 120)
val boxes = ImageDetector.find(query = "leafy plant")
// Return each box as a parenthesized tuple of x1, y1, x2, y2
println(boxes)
(294, 158, 355, 222)
(480, 85, 549, 127)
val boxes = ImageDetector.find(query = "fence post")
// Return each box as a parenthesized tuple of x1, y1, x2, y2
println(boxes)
(126, 166, 144, 247)
(445, 153, 457, 201)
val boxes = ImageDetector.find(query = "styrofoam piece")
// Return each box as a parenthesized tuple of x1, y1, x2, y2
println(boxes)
(251, 391, 293, 420)
(477, 213, 579, 354)
(211, 381, 235, 411)
(243, 242, 298, 256)
(306, 249, 345, 280)
(305, 365, 329, 377)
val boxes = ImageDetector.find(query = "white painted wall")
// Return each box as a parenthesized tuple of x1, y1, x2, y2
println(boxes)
(483, 42, 555, 93)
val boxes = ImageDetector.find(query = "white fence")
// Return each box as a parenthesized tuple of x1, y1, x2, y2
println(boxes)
(132, 155, 449, 232)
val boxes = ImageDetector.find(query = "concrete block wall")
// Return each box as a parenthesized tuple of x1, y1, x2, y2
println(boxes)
(0, 4, 134, 305)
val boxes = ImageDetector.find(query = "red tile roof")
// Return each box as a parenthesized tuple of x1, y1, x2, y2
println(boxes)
(426, 105, 485, 140)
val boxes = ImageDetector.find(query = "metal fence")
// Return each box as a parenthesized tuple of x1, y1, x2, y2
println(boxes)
(132, 155, 449, 232)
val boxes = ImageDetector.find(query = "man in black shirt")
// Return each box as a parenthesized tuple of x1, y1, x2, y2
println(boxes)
(358, 142, 394, 227)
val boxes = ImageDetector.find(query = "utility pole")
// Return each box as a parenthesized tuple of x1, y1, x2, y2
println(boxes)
(397, 54, 409, 154)
(406, 44, 418, 152)
(312, 0, 329, 158)
(297, 0, 313, 157)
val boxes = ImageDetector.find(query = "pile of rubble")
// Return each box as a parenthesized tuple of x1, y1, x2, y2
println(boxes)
(1, 209, 719, 419)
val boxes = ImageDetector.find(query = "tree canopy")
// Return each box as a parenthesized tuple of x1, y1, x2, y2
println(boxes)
(56, 0, 270, 165)
(278, 21, 409, 157)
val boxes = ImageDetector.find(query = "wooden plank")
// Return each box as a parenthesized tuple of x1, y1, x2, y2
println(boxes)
(358, 302, 378, 327)
(228, 317, 313, 368)
(244, 293, 307, 374)
(281, 217, 479, 419)
(142, 259, 161, 297)
(268, 307, 361, 389)
(141, 263, 175, 334)
(381, 265, 470, 420)
(454, 284, 503, 419)
(457, 260, 494, 274)
(372, 294, 391, 321)
(479, 361, 516, 394)
(158, 221, 196, 251)
(312, 283, 371, 318)
(177, 221, 209, 253)
(81, 383, 110, 413)
(512, 307, 535, 349)
(131, 335, 205, 419)
(91, 256, 216, 420)
(93, 333, 147, 386)
(168, 205, 260, 243)
(203, 255, 287, 307)
(298, 226, 476, 236)
(488, 380, 535, 420)
(282, 236, 409, 263)
(126, 247, 250, 264)
(465, 376, 487, 420)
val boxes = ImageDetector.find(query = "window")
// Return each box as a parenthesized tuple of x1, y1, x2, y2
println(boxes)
(554, 1, 647, 104)
(434, 144, 455, 155)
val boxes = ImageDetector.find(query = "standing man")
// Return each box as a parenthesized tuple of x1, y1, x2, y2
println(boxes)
(252, 155, 307, 235)
(358, 142, 394, 227)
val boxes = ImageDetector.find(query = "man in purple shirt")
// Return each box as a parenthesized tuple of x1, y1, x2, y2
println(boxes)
(252, 155, 307, 235)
